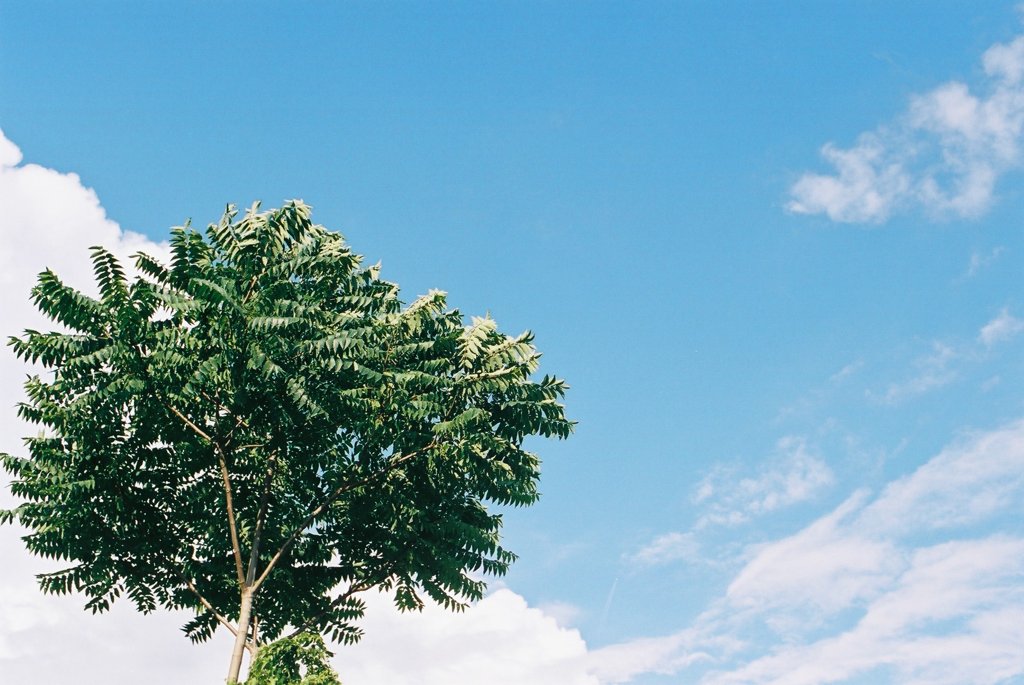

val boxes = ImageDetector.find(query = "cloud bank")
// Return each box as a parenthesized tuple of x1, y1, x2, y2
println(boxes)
(788, 31, 1024, 223)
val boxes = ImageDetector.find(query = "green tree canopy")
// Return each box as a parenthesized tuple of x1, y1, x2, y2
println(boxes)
(2, 201, 572, 682)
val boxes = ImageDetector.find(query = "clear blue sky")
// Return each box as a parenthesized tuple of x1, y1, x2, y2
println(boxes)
(2, 3, 1024, 683)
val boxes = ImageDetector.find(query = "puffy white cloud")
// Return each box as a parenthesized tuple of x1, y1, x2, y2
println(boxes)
(0, 129, 232, 683)
(341, 590, 596, 685)
(0, 129, 169, 507)
(788, 30, 1024, 223)
(788, 136, 910, 223)
(536, 600, 584, 628)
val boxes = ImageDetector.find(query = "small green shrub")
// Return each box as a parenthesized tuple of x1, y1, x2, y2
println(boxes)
(244, 633, 342, 685)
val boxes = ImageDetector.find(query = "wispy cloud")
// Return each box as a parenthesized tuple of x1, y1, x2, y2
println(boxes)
(694, 437, 834, 528)
(979, 307, 1024, 346)
(592, 420, 1024, 684)
(875, 308, 1023, 403)
(626, 532, 700, 568)
(829, 359, 864, 385)
(788, 31, 1024, 223)
(960, 246, 1006, 281)
(707, 537, 1024, 685)
(878, 341, 959, 404)
(624, 438, 834, 573)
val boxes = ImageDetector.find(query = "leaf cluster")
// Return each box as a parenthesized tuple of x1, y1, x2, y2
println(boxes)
(242, 632, 342, 685)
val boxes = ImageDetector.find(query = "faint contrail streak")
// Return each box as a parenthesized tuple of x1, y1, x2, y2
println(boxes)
(599, 577, 619, 630)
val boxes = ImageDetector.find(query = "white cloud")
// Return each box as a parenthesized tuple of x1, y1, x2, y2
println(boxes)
(725, 491, 902, 618)
(589, 628, 725, 684)
(788, 135, 910, 223)
(829, 359, 864, 384)
(341, 590, 597, 685)
(981, 374, 1002, 392)
(858, 419, 1024, 533)
(788, 30, 1024, 223)
(978, 307, 1024, 346)
(537, 600, 585, 628)
(0, 129, 231, 683)
(625, 439, 834, 577)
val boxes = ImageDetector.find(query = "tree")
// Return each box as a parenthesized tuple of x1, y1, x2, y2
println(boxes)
(2, 201, 572, 683)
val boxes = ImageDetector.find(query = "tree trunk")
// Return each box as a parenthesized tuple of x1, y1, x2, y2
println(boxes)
(226, 589, 254, 684)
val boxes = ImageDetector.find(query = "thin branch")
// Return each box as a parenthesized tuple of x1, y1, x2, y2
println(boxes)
(217, 444, 247, 587)
(181, 574, 238, 637)
(226, 414, 250, 443)
(247, 614, 260, 656)
(198, 389, 251, 440)
(235, 442, 270, 451)
(163, 401, 246, 585)
(285, 580, 375, 639)
(246, 450, 278, 586)
(242, 273, 261, 306)
(253, 442, 435, 590)
(166, 404, 214, 443)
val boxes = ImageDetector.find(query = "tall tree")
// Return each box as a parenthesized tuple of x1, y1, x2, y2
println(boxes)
(2, 201, 572, 683)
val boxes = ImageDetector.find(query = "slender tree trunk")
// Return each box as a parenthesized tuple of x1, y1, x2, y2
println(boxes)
(226, 589, 254, 684)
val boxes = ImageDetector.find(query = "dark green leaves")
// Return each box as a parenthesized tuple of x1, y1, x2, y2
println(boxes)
(3, 200, 573, 656)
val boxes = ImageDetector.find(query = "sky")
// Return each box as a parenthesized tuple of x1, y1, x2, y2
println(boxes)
(2, 2, 1024, 683)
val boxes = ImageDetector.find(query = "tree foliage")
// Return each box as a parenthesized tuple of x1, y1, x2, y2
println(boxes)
(246, 633, 341, 685)
(2, 201, 572, 678)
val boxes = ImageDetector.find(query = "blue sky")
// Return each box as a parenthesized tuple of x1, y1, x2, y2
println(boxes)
(2, 2, 1024, 683)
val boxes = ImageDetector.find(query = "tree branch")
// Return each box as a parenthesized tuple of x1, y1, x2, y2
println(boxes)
(217, 444, 247, 587)
(248, 613, 260, 656)
(163, 402, 246, 587)
(235, 442, 270, 451)
(246, 450, 278, 586)
(197, 389, 251, 442)
(252, 442, 435, 590)
(285, 580, 375, 639)
(166, 403, 214, 443)
(181, 574, 238, 637)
